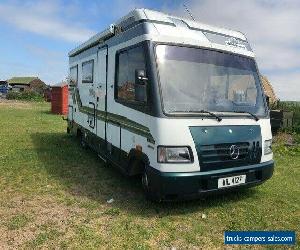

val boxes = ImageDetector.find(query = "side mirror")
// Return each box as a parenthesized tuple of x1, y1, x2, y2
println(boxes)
(135, 69, 148, 103)
(135, 69, 148, 83)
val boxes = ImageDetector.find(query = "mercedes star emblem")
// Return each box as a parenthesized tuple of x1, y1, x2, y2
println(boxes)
(229, 145, 239, 160)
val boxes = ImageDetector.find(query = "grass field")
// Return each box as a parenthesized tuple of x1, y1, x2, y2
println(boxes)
(0, 101, 299, 249)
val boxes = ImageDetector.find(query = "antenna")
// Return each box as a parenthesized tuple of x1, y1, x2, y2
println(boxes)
(183, 3, 195, 21)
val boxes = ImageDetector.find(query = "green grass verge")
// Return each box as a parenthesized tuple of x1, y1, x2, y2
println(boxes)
(0, 102, 299, 249)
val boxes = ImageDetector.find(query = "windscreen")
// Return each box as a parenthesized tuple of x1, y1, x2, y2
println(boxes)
(156, 45, 267, 116)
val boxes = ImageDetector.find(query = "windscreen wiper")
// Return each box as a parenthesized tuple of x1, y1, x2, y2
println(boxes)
(232, 110, 259, 121)
(188, 110, 223, 122)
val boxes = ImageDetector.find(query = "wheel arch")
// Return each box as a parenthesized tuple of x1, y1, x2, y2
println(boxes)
(76, 127, 82, 137)
(127, 148, 150, 176)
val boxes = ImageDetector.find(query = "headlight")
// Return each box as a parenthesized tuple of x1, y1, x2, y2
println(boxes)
(157, 146, 193, 163)
(264, 139, 272, 155)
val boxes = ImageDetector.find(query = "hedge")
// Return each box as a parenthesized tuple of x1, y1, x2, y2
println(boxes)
(6, 90, 44, 102)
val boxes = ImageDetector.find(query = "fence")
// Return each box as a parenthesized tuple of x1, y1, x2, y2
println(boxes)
(270, 101, 300, 133)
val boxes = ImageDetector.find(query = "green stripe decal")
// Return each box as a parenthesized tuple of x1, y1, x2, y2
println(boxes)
(73, 87, 155, 143)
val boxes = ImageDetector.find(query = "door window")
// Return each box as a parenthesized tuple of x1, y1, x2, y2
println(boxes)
(116, 45, 146, 101)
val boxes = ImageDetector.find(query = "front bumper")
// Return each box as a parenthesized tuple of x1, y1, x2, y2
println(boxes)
(147, 160, 274, 201)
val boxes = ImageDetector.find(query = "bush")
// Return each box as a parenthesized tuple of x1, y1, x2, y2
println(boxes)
(6, 90, 44, 102)
(281, 125, 300, 135)
(274, 143, 300, 156)
(273, 131, 300, 156)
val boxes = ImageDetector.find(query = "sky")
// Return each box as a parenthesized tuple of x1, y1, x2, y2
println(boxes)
(0, 0, 299, 100)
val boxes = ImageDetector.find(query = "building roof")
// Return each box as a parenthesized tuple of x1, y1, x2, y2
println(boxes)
(8, 77, 38, 85)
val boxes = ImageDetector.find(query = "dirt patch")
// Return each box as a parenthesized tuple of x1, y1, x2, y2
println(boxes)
(273, 132, 294, 144)
(0, 195, 87, 249)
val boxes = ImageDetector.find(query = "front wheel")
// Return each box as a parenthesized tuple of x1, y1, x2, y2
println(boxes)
(141, 171, 149, 192)
(141, 168, 160, 202)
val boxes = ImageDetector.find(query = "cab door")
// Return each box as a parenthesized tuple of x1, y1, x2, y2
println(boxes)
(79, 57, 97, 133)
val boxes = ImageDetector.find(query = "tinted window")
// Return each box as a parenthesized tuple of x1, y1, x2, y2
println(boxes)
(82, 60, 94, 83)
(116, 45, 146, 101)
(69, 65, 78, 86)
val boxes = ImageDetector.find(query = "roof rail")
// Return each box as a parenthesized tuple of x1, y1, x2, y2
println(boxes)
(68, 24, 115, 57)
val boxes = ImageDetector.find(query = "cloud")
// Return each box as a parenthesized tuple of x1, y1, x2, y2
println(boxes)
(269, 72, 300, 101)
(254, 44, 300, 71)
(0, 0, 298, 99)
(87, 0, 143, 20)
(0, 44, 67, 84)
(0, 0, 143, 85)
(24, 44, 67, 84)
(0, 1, 95, 43)
(168, 0, 300, 100)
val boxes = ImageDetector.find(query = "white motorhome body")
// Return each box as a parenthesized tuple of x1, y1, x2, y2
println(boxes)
(67, 9, 274, 201)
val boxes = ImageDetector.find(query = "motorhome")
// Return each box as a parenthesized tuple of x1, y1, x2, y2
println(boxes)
(67, 9, 274, 201)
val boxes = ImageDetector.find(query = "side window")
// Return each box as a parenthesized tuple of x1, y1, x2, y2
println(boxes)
(69, 65, 78, 86)
(116, 45, 146, 101)
(82, 60, 94, 83)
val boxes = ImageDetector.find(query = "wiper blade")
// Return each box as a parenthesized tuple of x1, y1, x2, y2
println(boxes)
(187, 110, 222, 122)
(232, 111, 259, 121)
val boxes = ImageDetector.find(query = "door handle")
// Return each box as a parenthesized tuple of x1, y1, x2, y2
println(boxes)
(89, 102, 96, 129)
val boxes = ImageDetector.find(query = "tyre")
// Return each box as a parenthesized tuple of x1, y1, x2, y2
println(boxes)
(141, 168, 160, 202)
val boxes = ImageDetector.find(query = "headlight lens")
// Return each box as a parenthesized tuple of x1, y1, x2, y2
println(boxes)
(264, 139, 272, 155)
(157, 146, 192, 163)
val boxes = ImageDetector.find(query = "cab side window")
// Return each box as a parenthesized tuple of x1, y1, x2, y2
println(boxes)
(116, 45, 146, 102)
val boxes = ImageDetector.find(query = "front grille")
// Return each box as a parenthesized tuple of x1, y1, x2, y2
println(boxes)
(198, 141, 261, 171)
